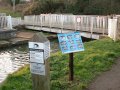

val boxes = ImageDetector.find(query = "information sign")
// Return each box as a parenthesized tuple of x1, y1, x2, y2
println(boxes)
(57, 32, 84, 54)
(77, 17, 81, 23)
(29, 42, 44, 49)
(30, 63, 45, 75)
(29, 42, 44, 63)
(29, 50, 44, 63)
(44, 41, 50, 60)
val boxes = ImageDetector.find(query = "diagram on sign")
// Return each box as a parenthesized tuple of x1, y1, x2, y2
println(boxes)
(57, 32, 84, 54)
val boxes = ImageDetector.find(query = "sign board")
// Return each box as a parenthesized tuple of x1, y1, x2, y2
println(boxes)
(29, 41, 50, 63)
(29, 42, 44, 49)
(44, 41, 50, 60)
(29, 32, 50, 76)
(30, 50, 44, 63)
(30, 63, 45, 75)
(77, 17, 81, 23)
(57, 32, 84, 54)
(29, 42, 44, 63)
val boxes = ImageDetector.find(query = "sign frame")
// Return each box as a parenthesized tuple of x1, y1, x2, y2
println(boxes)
(57, 31, 84, 54)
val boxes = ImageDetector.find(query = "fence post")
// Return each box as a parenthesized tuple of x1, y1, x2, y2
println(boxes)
(61, 14, 63, 33)
(7, 15, 12, 29)
(90, 17, 94, 39)
(108, 17, 118, 41)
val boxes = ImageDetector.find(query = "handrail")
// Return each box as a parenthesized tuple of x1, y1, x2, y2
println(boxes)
(24, 14, 109, 34)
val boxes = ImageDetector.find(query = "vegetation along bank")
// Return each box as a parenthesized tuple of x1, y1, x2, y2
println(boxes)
(0, 38, 120, 90)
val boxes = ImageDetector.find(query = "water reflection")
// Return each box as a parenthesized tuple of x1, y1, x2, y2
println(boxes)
(0, 53, 12, 73)
(0, 39, 59, 83)
(0, 49, 29, 83)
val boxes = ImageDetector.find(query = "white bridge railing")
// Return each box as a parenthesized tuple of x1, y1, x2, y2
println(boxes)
(12, 17, 22, 27)
(0, 13, 110, 34)
(24, 14, 109, 34)
(0, 16, 7, 29)
(0, 13, 22, 29)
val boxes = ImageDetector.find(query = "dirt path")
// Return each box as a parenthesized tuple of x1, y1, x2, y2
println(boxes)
(87, 58, 120, 90)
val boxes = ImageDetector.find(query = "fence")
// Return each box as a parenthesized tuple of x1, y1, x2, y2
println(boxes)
(0, 13, 22, 29)
(0, 13, 6, 16)
(12, 17, 22, 27)
(24, 14, 109, 34)
(108, 16, 120, 41)
(0, 16, 7, 29)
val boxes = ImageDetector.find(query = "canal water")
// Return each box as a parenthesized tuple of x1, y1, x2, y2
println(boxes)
(0, 39, 59, 84)
(0, 33, 92, 84)
(0, 45, 29, 83)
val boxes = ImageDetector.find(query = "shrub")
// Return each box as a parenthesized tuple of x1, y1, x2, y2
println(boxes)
(3, 0, 20, 5)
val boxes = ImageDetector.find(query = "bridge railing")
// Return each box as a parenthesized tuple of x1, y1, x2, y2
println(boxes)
(12, 17, 22, 27)
(0, 13, 13, 29)
(24, 14, 109, 34)
(0, 13, 6, 16)
(76, 15, 109, 34)
(0, 16, 8, 29)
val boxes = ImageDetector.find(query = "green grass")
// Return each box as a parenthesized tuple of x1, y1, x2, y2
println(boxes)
(0, 7, 22, 17)
(1, 38, 120, 90)
(0, 66, 32, 90)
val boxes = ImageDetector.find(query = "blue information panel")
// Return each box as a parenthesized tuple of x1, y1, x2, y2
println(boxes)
(57, 32, 84, 54)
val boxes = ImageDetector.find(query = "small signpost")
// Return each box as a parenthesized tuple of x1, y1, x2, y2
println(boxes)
(29, 32, 50, 90)
(57, 32, 84, 81)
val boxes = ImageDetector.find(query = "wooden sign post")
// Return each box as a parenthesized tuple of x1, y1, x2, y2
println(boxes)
(69, 53, 74, 81)
(29, 33, 50, 90)
(57, 32, 84, 81)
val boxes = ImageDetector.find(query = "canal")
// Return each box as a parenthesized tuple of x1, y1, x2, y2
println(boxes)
(0, 31, 92, 84)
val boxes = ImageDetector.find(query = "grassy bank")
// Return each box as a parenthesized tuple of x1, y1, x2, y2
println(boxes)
(0, 38, 120, 90)
(0, 7, 22, 17)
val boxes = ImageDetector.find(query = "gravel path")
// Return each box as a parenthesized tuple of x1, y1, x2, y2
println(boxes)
(87, 58, 120, 90)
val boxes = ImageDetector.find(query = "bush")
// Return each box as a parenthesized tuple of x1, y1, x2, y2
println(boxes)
(3, 0, 20, 5)
(23, 0, 120, 15)
(23, 1, 65, 15)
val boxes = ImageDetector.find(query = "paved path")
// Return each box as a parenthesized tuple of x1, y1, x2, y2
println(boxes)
(0, 51, 29, 84)
(87, 58, 120, 90)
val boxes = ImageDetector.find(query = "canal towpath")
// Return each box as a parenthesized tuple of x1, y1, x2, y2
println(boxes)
(87, 58, 120, 90)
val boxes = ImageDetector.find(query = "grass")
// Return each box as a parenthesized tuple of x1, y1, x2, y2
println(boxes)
(0, 7, 22, 17)
(1, 38, 120, 90)
(0, 66, 32, 90)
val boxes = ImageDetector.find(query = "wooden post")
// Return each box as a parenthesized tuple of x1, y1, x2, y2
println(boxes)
(69, 53, 74, 81)
(29, 33, 50, 90)
(90, 17, 93, 39)
(32, 60, 50, 90)
(7, 15, 12, 29)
